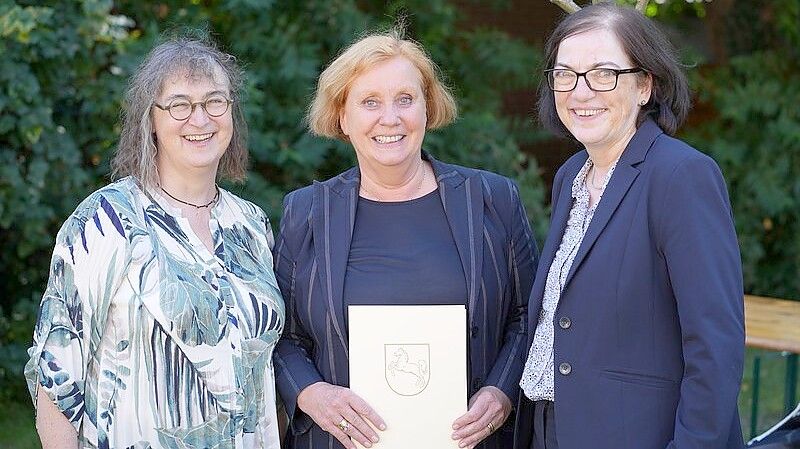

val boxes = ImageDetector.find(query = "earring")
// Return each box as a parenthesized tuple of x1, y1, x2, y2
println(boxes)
(639, 99, 647, 106)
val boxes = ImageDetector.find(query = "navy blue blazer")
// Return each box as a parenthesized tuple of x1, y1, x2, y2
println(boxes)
(273, 153, 539, 449)
(515, 120, 745, 449)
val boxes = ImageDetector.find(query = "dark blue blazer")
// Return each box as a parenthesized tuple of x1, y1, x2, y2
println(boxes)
(514, 120, 745, 449)
(273, 153, 539, 449)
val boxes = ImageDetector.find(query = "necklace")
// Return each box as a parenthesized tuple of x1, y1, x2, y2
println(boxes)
(360, 161, 428, 201)
(588, 165, 605, 190)
(160, 185, 219, 209)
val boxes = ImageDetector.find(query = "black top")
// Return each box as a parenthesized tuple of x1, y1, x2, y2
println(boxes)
(343, 190, 468, 313)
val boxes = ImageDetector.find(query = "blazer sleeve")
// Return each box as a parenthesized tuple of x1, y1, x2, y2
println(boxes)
(656, 154, 745, 449)
(272, 190, 323, 435)
(485, 179, 539, 401)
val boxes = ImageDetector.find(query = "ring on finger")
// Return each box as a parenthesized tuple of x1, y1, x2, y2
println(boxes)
(337, 418, 351, 432)
(487, 421, 495, 434)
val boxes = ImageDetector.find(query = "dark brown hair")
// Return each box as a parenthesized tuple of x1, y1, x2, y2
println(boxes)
(538, 3, 690, 137)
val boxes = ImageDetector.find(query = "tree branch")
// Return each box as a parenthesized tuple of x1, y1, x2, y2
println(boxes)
(550, 0, 581, 13)
(635, 0, 649, 12)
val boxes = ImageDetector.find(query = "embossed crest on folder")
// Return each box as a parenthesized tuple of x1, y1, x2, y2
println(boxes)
(384, 344, 430, 396)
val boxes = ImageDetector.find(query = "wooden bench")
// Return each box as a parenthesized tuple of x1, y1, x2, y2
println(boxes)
(743, 295, 800, 438)
(745, 295, 800, 354)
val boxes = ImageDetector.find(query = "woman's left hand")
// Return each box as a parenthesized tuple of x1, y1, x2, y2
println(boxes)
(451, 386, 512, 448)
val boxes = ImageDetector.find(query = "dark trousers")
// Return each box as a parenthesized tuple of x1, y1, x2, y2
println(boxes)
(529, 400, 558, 449)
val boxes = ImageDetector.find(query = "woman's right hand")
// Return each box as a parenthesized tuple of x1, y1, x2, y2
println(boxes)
(297, 381, 386, 449)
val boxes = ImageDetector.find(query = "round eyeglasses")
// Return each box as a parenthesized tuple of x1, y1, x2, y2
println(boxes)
(153, 95, 233, 121)
(544, 67, 644, 92)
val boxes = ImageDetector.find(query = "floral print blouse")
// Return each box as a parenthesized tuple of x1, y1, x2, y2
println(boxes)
(520, 157, 618, 401)
(24, 177, 285, 449)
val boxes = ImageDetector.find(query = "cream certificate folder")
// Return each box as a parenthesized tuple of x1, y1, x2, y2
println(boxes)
(348, 305, 467, 449)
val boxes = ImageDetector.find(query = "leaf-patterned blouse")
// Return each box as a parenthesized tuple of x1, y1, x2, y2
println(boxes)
(24, 177, 285, 449)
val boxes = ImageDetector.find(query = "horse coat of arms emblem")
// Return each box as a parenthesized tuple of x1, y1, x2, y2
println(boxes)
(384, 344, 430, 396)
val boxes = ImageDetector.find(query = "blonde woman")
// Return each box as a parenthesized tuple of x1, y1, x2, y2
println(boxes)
(273, 30, 539, 449)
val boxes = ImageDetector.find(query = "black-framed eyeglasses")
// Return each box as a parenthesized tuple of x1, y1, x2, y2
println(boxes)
(544, 67, 644, 92)
(153, 95, 233, 121)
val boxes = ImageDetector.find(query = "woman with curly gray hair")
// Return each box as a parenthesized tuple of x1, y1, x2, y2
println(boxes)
(25, 34, 284, 449)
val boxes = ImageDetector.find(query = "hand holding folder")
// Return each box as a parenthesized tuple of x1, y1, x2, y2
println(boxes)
(349, 305, 468, 449)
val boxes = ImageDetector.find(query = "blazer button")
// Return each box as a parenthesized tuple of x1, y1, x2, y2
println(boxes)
(472, 378, 482, 391)
(471, 325, 479, 338)
(559, 362, 572, 375)
(558, 316, 571, 329)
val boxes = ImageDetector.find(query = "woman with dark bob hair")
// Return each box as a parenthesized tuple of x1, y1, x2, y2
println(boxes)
(273, 29, 538, 449)
(515, 3, 744, 449)
(25, 35, 284, 448)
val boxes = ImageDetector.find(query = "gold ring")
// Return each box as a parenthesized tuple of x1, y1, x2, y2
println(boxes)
(337, 418, 350, 432)
(487, 421, 495, 434)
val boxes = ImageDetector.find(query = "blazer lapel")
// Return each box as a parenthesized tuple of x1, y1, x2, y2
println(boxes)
(431, 155, 484, 324)
(526, 157, 581, 349)
(561, 165, 638, 290)
(539, 165, 577, 280)
(562, 119, 663, 289)
(312, 168, 359, 353)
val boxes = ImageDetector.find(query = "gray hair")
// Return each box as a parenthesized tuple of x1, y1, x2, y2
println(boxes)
(111, 34, 248, 187)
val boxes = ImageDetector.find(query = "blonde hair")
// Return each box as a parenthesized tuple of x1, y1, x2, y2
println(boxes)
(308, 29, 457, 140)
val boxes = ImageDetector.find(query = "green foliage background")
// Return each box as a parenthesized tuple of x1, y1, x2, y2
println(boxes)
(0, 0, 547, 404)
(684, 0, 800, 300)
(1, 0, 799, 439)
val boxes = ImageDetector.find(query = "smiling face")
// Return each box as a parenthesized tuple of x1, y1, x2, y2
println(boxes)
(339, 56, 427, 174)
(554, 27, 651, 155)
(152, 66, 233, 181)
